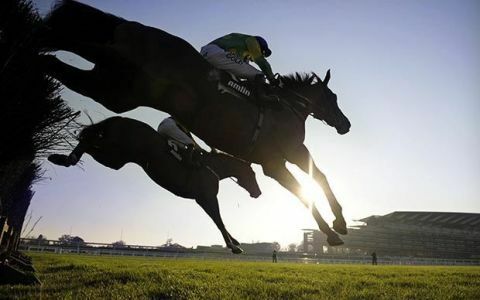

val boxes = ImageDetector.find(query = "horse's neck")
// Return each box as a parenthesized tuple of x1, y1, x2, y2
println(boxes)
(279, 86, 311, 121)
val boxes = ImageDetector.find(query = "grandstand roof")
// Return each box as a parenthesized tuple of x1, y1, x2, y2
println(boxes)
(359, 211, 480, 230)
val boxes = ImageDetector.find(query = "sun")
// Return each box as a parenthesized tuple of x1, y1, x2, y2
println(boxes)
(299, 174, 318, 207)
(288, 164, 332, 217)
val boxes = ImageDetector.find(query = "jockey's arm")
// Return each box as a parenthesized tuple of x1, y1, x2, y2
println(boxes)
(245, 36, 275, 81)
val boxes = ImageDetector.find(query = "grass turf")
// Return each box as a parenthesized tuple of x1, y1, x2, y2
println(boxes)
(1, 252, 479, 299)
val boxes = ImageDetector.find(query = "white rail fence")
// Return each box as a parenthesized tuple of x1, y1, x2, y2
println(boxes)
(19, 239, 480, 266)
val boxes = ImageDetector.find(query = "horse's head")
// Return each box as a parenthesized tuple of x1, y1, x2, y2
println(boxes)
(309, 70, 351, 135)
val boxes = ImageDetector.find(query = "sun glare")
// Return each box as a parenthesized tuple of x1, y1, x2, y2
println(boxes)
(287, 163, 332, 221)
(300, 175, 318, 208)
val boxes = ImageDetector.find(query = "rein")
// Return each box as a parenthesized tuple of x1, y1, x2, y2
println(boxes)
(279, 87, 313, 120)
(278, 74, 328, 119)
(245, 106, 265, 155)
(244, 86, 313, 155)
(278, 96, 306, 121)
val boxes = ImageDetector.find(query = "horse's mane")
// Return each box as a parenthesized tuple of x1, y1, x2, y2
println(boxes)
(277, 73, 319, 111)
(281, 72, 317, 89)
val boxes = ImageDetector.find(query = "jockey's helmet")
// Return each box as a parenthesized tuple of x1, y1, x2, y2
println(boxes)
(255, 36, 272, 57)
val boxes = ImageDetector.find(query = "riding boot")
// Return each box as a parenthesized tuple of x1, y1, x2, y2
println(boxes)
(191, 148, 205, 168)
(184, 144, 203, 168)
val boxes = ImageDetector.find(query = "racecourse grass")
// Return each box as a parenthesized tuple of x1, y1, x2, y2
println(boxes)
(1, 253, 480, 299)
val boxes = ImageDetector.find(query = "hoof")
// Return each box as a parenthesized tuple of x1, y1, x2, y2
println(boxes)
(230, 245, 244, 254)
(333, 218, 348, 235)
(48, 154, 71, 167)
(327, 234, 344, 246)
(230, 237, 240, 246)
(250, 190, 261, 198)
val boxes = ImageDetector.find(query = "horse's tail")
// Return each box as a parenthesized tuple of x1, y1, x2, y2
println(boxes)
(45, 0, 125, 44)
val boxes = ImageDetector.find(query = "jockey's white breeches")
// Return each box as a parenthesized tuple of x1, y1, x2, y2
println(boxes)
(157, 118, 194, 146)
(200, 44, 262, 81)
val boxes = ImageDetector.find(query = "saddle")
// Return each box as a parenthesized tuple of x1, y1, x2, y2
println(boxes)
(208, 69, 280, 108)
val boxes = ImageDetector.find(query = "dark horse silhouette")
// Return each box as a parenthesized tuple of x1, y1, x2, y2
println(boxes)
(41, 0, 351, 245)
(48, 116, 262, 254)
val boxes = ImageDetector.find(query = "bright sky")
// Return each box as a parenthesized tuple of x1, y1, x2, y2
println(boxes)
(29, 0, 480, 249)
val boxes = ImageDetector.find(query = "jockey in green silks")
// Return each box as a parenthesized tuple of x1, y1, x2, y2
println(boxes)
(200, 33, 279, 103)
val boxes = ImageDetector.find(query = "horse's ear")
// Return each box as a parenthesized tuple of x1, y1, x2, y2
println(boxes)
(312, 72, 321, 84)
(324, 69, 331, 86)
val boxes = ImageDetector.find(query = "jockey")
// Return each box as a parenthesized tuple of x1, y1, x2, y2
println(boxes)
(200, 33, 279, 103)
(157, 116, 195, 146)
(157, 116, 203, 167)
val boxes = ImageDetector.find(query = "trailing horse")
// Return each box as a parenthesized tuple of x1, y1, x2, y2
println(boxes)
(41, 0, 351, 245)
(48, 116, 261, 254)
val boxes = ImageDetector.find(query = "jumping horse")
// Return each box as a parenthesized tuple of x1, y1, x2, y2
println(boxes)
(48, 116, 262, 254)
(41, 0, 351, 245)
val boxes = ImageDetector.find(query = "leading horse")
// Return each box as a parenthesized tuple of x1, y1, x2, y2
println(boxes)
(48, 116, 261, 254)
(41, 0, 351, 245)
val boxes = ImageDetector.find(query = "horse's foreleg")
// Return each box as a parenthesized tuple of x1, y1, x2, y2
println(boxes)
(195, 196, 243, 254)
(227, 233, 240, 246)
(262, 162, 343, 246)
(285, 144, 347, 235)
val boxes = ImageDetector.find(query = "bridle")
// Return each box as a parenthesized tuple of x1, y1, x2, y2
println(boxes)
(278, 77, 328, 120)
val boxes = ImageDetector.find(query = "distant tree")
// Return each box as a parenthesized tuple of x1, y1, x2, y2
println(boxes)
(27, 234, 48, 245)
(296, 242, 304, 253)
(112, 240, 126, 248)
(288, 243, 297, 253)
(168, 243, 186, 249)
(58, 234, 71, 244)
(58, 234, 85, 245)
(159, 238, 186, 249)
(23, 233, 47, 245)
(272, 241, 281, 251)
(36, 234, 47, 243)
(70, 236, 85, 245)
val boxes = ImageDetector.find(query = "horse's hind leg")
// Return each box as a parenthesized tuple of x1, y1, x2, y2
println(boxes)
(40, 54, 102, 100)
(48, 142, 86, 167)
(262, 161, 344, 246)
(195, 196, 243, 254)
(44, 0, 122, 46)
(285, 144, 347, 235)
(42, 38, 116, 67)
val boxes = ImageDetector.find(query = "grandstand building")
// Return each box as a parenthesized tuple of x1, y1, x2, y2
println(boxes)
(303, 211, 480, 258)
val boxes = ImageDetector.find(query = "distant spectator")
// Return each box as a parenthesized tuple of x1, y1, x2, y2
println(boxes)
(272, 250, 278, 263)
(372, 251, 377, 265)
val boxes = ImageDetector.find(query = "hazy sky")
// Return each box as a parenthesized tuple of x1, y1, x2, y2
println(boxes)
(29, 0, 480, 248)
